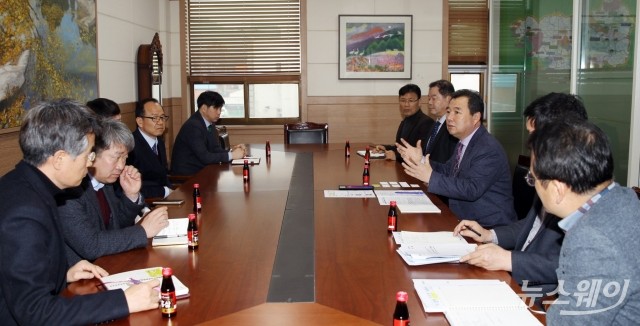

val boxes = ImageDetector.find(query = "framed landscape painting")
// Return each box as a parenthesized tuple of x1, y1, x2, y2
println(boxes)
(339, 15, 412, 80)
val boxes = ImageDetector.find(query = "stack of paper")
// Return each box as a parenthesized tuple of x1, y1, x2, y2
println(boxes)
(152, 218, 188, 246)
(356, 150, 385, 159)
(374, 190, 441, 213)
(101, 267, 190, 299)
(393, 231, 476, 265)
(413, 279, 542, 326)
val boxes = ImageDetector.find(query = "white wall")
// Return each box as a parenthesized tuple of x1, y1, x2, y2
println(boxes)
(96, 0, 179, 102)
(306, 0, 443, 96)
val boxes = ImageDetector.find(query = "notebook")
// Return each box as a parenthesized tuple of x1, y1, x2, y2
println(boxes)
(101, 267, 190, 299)
(152, 218, 188, 246)
(413, 279, 542, 326)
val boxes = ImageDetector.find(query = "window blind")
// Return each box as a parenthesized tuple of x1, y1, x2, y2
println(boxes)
(449, 0, 488, 65)
(186, 0, 301, 76)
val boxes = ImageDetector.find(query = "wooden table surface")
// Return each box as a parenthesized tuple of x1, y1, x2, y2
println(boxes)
(66, 143, 545, 325)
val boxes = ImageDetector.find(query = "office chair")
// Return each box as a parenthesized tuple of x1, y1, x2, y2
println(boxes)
(216, 125, 231, 151)
(512, 155, 536, 220)
(284, 122, 328, 144)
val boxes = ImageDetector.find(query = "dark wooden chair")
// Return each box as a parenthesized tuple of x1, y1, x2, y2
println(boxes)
(633, 186, 640, 200)
(512, 155, 536, 220)
(284, 122, 328, 144)
(216, 125, 230, 151)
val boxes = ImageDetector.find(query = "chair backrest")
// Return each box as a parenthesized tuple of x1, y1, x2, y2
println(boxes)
(512, 155, 536, 220)
(216, 125, 230, 151)
(284, 122, 328, 144)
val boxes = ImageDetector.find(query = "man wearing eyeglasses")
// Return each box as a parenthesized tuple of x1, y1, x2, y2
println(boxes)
(59, 119, 170, 265)
(374, 83, 433, 163)
(127, 98, 172, 198)
(452, 93, 588, 304)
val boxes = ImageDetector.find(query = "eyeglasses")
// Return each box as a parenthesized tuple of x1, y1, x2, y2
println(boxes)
(399, 99, 419, 105)
(525, 170, 536, 187)
(88, 151, 96, 163)
(141, 115, 170, 123)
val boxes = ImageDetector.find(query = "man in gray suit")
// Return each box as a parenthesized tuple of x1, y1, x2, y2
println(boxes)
(529, 119, 640, 324)
(59, 118, 170, 265)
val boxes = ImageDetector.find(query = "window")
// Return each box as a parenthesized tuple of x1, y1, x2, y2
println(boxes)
(185, 0, 301, 124)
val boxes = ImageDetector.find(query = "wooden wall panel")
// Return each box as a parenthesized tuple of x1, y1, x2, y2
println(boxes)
(0, 129, 21, 176)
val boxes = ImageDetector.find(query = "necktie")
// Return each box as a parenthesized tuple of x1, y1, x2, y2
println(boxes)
(452, 142, 464, 176)
(207, 125, 213, 133)
(152, 142, 158, 155)
(95, 188, 111, 228)
(425, 121, 441, 154)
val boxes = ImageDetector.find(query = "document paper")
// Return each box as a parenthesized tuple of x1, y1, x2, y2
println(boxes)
(374, 190, 441, 213)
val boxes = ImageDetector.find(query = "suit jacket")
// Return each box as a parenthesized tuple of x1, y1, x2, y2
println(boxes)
(58, 176, 147, 265)
(493, 196, 564, 295)
(127, 128, 171, 198)
(548, 185, 640, 325)
(384, 109, 434, 164)
(171, 111, 229, 175)
(423, 120, 458, 164)
(0, 161, 129, 325)
(428, 125, 516, 228)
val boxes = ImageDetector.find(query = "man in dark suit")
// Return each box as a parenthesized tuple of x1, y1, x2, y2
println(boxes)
(59, 119, 169, 265)
(0, 99, 159, 325)
(375, 83, 434, 163)
(171, 90, 246, 175)
(401, 89, 516, 228)
(127, 98, 172, 198)
(452, 93, 589, 300)
(423, 80, 458, 163)
(531, 120, 640, 324)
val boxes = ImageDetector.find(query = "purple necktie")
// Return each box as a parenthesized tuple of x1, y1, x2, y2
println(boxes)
(452, 142, 464, 176)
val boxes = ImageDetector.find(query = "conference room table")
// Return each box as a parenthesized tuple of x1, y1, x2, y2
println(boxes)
(66, 143, 545, 325)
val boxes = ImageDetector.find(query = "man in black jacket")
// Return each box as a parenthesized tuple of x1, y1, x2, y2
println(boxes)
(375, 83, 434, 163)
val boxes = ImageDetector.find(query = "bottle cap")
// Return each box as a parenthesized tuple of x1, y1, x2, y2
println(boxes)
(390, 201, 397, 206)
(162, 267, 173, 276)
(396, 291, 408, 302)
(188, 213, 196, 220)
(244, 159, 249, 164)
(193, 183, 200, 188)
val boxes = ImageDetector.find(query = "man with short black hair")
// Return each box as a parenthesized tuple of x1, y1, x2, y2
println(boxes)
(171, 91, 246, 175)
(529, 119, 640, 324)
(401, 89, 516, 228)
(375, 83, 434, 163)
(424, 79, 458, 163)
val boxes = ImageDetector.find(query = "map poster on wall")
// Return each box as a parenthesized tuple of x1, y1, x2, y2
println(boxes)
(510, 0, 635, 71)
(0, 0, 97, 129)
(338, 15, 412, 79)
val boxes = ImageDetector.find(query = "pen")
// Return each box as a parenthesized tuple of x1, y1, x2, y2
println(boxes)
(464, 225, 482, 237)
(463, 226, 482, 237)
(154, 234, 186, 239)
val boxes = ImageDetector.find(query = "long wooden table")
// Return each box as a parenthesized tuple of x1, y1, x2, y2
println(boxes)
(66, 143, 545, 325)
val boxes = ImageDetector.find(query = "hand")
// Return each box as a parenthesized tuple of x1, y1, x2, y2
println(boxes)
(124, 279, 161, 313)
(230, 147, 245, 160)
(119, 165, 142, 202)
(396, 139, 423, 165)
(67, 260, 108, 283)
(140, 206, 170, 238)
(453, 220, 492, 243)
(384, 150, 396, 161)
(459, 243, 512, 272)
(401, 154, 433, 183)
